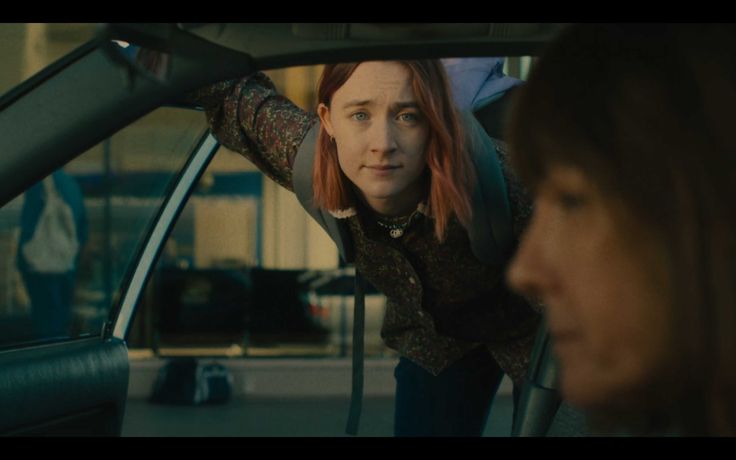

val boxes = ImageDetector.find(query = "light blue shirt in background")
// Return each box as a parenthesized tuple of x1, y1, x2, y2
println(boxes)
(442, 57, 523, 111)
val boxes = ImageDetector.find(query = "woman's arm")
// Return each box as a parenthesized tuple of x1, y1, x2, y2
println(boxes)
(188, 72, 318, 191)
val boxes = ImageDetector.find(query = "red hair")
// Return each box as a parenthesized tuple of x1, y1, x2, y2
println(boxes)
(312, 60, 476, 241)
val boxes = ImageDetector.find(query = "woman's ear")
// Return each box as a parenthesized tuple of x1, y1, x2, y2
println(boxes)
(318, 103, 334, 137)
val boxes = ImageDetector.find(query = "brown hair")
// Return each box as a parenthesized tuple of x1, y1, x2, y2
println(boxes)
(312, 60, 476, 241)
(507, 24, 736, 435)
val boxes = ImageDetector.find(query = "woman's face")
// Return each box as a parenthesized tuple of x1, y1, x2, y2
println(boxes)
(318, 61, 430, 216)
(507, 165, 671, 410)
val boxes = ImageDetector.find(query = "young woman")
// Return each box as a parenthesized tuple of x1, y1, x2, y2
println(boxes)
(191, 59, 539, 436)
(507, 24, 736, 436)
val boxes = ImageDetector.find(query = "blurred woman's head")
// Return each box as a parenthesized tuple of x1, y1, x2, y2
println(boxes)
(507, 24, 736, 435)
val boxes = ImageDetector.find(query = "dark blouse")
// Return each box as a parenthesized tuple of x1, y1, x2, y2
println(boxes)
(189, 73, 540, 384)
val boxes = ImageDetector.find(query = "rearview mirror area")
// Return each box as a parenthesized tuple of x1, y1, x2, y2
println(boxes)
(104, 40, 172, 85)
(113, 40, 171, 81)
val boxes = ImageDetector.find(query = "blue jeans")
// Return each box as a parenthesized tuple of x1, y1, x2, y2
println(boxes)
(393, 345, 507, 437)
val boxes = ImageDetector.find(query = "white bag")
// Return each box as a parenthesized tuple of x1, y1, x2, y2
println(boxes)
(21, 176, 79, 273)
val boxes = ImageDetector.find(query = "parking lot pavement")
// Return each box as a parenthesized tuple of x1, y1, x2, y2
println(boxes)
(122, 394, 514, 437)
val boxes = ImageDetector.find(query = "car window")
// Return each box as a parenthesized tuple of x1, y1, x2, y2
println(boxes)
(0, 107, 207, 349)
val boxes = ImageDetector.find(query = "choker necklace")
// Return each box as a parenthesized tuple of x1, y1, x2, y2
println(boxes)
(376, 210, 420, 239)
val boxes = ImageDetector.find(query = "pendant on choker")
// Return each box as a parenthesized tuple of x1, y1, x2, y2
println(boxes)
(376, 212, 417, 239)
(389, 228, 404, 239)
(377, 219, 408, 238)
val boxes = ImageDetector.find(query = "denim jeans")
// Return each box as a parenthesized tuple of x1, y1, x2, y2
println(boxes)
(393, 345, 507, 437)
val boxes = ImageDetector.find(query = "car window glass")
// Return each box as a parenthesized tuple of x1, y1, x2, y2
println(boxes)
(0, 107, 206, 349)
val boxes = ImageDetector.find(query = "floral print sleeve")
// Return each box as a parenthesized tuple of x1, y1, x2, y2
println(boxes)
(187, 73, 318, 191)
